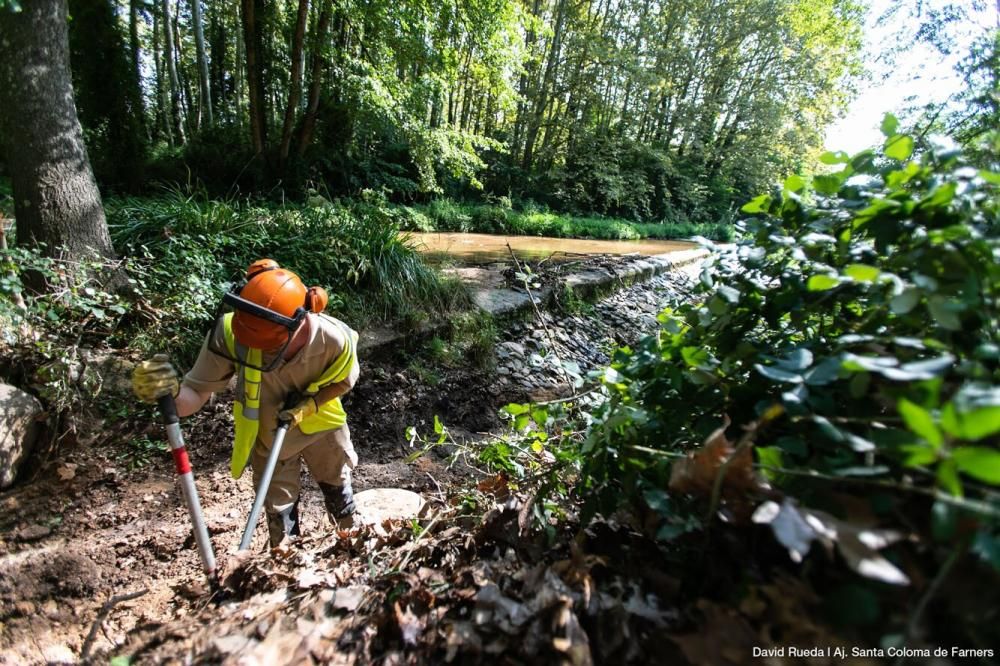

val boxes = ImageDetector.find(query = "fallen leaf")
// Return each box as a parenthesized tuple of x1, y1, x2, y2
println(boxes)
(57, 463, 78, 481)
(394, 601, 425, 647)
(669, 416, 760, 498)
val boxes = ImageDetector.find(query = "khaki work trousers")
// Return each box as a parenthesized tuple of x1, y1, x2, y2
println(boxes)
(250, 424, 357, 521)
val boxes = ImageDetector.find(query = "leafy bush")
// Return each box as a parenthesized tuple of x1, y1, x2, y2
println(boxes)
(581, 126, 1000, 588)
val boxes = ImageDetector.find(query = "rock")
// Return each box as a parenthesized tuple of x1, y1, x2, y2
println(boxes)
(498, 341, 525, 357)
(17, 524, 52, 541)
(0, 383, 43, 489)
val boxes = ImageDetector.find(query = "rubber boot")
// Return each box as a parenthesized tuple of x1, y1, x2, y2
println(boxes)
(265, 501, 300, 547)
(319, 482, 356, 527)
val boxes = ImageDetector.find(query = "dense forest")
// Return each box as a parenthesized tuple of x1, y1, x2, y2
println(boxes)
(56, 0, 867, 223)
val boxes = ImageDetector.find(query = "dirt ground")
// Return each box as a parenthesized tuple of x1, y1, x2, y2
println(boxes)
(0, 347, 508, 664)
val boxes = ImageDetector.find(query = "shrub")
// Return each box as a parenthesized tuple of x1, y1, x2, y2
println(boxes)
(582, 127, 1000, 589)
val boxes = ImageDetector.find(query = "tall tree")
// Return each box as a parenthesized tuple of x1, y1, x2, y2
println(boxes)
(278, 0, 310, 170)
(242, 0, 268, 155)
(190, 0, 213, 126)
(0, 0, 116, 263)
(161, 0, 186, 142)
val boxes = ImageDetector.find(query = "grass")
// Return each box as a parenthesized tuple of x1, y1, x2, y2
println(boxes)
(396, 199, 733, 242)
(103, 189, 473, 363)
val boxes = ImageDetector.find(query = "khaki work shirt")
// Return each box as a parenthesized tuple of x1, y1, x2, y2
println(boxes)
(183, 312, 358, 459)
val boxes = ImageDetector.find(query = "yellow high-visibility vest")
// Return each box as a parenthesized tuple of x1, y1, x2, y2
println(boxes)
(222, 313, 358, 478)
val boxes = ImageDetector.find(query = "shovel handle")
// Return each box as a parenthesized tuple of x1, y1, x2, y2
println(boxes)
(158, 394, 218, 584)
(238, 421, 290, 551)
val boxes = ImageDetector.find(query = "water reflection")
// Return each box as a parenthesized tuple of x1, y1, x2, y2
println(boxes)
(409, 232, 697, 264)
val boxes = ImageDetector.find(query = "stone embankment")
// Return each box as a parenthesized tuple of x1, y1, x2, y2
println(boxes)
(493, 262, 700, 398)
(361, 247, 706, 398)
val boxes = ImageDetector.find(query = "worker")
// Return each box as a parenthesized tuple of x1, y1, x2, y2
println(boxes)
(131, 259, 361, 547)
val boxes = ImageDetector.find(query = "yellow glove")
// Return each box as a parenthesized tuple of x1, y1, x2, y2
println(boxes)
(279, 396, 318, 426)
(132, 353, 180, 403)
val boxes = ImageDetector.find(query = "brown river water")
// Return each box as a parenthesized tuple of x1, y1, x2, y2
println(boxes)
(408, 231, 697, 263)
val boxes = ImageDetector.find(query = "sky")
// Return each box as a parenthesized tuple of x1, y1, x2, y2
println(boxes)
(824, 0, 998, 155)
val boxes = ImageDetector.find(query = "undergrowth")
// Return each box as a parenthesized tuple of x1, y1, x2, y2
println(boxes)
(397, 198, 734, 242)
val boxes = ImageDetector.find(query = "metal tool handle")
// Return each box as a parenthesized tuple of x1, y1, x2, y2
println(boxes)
(239, 420, 291, 550)
(159, 394, 218, 585)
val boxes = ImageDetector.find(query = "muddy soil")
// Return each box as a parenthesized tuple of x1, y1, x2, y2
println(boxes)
(0, 256, 690, 664)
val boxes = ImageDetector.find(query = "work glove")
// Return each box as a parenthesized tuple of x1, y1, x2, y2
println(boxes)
(132, 353, 180, 403)
(278, 396, 318, 427)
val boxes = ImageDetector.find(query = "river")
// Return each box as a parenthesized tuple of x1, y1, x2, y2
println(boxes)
(408, 231, 697, 263)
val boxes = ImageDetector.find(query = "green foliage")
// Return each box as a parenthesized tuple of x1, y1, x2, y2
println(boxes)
(0, 246, 131, 350)
(402, 200, 733, 242)
(581, 128, 999, 565)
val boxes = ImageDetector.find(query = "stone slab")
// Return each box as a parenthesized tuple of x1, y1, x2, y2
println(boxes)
(353, 488, 426, 526)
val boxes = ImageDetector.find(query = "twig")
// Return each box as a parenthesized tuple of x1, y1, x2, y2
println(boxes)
(506, 243, 576, 397)
(390, 510, 445, 573)
(425, 471, 446, 505)
(80, 588, 148, 661)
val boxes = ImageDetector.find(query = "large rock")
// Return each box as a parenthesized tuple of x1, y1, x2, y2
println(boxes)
(0, 383, 43, 488)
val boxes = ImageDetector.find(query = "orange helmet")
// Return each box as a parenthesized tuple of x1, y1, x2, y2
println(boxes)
(231, 260, 325, 350)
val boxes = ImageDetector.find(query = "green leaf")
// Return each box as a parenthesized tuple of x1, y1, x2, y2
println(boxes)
(774, 349, 814, 371)
(807, 274, 840, 291)
(813, 174, 843, 196)
(884, 134, 914, 161)
(901, 444, 938, 467)
(804, 357, 842, 386)
(937, 459, 963, 497)
(898, 399, 942, 448)
(503, 403, 529, 416)
(783, 174, 806, 193)
(819, 151, 850, 165)
(433, 415, 443, 435)
(951, 406, 1000, 441)
(880, 113, 899, 137)
(952, 447, 1000, 484)
(754, 364, 803, 383)
(741, 194, 771, 214)
(927, 296, 962, 331)
(890, 288, 920, 314)
(978, 169, 1000, 185)
(756, 446, 783, 481)
(843, 264, 880, 283)
(110, 657, 132, 666)
(530, 407, 549, 427)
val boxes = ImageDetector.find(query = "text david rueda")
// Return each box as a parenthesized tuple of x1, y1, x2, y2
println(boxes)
(754, 646, 994, 659)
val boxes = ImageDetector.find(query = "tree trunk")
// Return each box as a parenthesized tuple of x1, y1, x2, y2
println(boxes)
(242, 0, 267, 154)
(161, 0, 186, 142)
(278, 0, 309, 169)
(129, 0, 148, 140)
(296, 0, 333, 159)
(153, 4, 173, 145)
(190, 0, 213, 126)
(0, 0, 115, 264)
